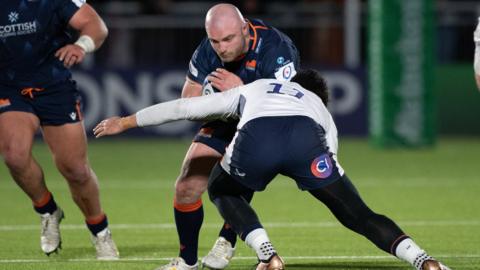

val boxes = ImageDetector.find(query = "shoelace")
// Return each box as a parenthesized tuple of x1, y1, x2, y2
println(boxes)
(41, 215, 59, 238)
(210, 240, 229, 257)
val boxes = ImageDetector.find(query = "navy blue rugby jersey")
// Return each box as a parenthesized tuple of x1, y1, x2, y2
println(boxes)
(0, 0, 84, 88)
(187, 19, 300, 87)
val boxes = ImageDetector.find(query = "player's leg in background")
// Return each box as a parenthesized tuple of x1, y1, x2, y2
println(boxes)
(0, 111, 64, 255)
(0, 111, 45, 202)
(308, 175, 450, 270)
(208, 163, 283, 269)
(42, 122, 119, 260)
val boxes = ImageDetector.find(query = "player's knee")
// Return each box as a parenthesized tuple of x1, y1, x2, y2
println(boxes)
(174, 178, 206, 203)
(207, 164, 230, 202)
(2, 146, 30, 172)
(58, 162, 93, 186)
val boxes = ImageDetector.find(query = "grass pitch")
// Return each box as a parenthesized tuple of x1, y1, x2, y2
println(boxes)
(0, 138, 479, 270)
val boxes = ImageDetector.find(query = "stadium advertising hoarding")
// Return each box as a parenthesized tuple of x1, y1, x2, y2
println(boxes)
(73, 68, 366, 137)
(368, 0, 435, 147)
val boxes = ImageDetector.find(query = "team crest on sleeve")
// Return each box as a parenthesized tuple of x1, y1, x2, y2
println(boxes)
(274, 62, 296, 81)
(276, 56, 285, 65)
(310, 154, 333, 179)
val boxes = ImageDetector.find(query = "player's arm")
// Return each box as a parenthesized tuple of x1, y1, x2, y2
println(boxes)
(93, 88, 242, 138)
(55, 3, 108, 68)
(261, 41, 299, 81)
(474, 17, 480, 92)
(181, 77, 203, 98)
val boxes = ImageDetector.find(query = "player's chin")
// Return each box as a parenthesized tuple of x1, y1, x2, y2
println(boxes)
(219, 54, 235, 62)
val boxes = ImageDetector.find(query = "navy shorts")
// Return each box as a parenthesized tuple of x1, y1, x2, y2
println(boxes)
(193, 120, 238, 154)
(0, 80, 83, 126)
(220, 116, 343, 191)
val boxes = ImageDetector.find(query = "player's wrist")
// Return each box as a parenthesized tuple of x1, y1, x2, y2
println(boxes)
(74, 35, 95, 53)
(120, 116, 137, 130)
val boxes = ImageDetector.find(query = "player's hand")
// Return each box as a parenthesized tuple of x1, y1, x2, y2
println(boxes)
(475, 17, 480, 43)
(207, 68, 244, 91)
(93, 117, 125, 138)
(55, 44, 86, 68)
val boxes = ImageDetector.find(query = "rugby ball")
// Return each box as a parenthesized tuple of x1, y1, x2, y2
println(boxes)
(202, 81, 220, 96)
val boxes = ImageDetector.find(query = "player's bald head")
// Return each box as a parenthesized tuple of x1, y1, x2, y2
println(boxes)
(205, 3, 245, 33)
(204, 3, 249, 62)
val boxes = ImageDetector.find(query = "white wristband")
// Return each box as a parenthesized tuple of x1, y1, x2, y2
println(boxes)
(74, 35, 95, 53)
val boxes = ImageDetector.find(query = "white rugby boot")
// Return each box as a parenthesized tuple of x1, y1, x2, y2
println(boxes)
(40, 207, 64, 255)
(201, 237, 235, 269)
(155, 257, 198, 270)
(92, 228, 119, 260)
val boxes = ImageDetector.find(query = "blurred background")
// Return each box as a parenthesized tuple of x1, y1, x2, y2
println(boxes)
(73, 0, 480, 142)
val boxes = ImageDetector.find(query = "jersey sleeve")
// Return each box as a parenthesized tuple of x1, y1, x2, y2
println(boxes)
(136, 88, 242, 127)
(187, 39, 213, 85)
(260, 41, 300, 82)
(55, 0, 85, 25)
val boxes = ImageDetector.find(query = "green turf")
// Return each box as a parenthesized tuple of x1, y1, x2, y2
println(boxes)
(0, 138, 479, 270)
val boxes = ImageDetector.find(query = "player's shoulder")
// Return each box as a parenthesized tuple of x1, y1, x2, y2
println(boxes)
(191, 37, 217, 63)
(249, 19, 294, 46)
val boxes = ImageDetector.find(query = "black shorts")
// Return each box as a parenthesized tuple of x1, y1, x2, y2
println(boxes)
(193, 120, 238, 154)
(220, 116, 343, 191)
(0, 80, 83, 126)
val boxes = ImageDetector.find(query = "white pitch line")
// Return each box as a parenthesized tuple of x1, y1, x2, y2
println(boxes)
(1, 220, 479, 231)
(0, 254, 479, 264)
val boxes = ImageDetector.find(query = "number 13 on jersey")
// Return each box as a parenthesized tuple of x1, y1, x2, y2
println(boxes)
(267, 83, 304, 99)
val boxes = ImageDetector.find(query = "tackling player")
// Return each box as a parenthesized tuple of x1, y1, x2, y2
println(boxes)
(143, 3, 300, 270)
(0, 0, 118, 259)
(94, 69, 451, 270)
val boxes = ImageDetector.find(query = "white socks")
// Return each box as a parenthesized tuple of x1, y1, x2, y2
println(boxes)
(395, 238, 434, 270)
(245, 228, 277, 261)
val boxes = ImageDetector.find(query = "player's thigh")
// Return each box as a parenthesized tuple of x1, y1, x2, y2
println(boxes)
(41, 122, 89, 169)
(176, 142, 222, 193)
(0, 111, 39, 161)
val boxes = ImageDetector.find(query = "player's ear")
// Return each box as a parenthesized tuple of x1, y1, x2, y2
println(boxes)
(241, 22, 248, 35)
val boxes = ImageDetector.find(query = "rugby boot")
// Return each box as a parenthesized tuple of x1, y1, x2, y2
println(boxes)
(155, 257, 198, 270)
(92, 228, 119, 260)
(40, 207, 64, 255)
(201, 237, 235, 269)
(256, 254, 285, 270)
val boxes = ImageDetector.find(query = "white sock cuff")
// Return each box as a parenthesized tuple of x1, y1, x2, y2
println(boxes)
(395, 238, 425, 264)
(245, 228, 277, 261)
(245, 228, 269, 248)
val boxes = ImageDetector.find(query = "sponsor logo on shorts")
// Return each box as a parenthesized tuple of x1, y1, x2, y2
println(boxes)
(310, 154, 333, 179)
(233, 167, 246, 177)
(0, 98, 11, 109)
(69, 112, 77, 120)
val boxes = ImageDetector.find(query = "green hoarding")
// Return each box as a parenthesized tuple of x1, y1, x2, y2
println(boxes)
(368, 0, 435, 147)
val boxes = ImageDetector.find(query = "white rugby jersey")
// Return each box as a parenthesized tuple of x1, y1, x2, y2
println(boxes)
(136, 78, 339, 155)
